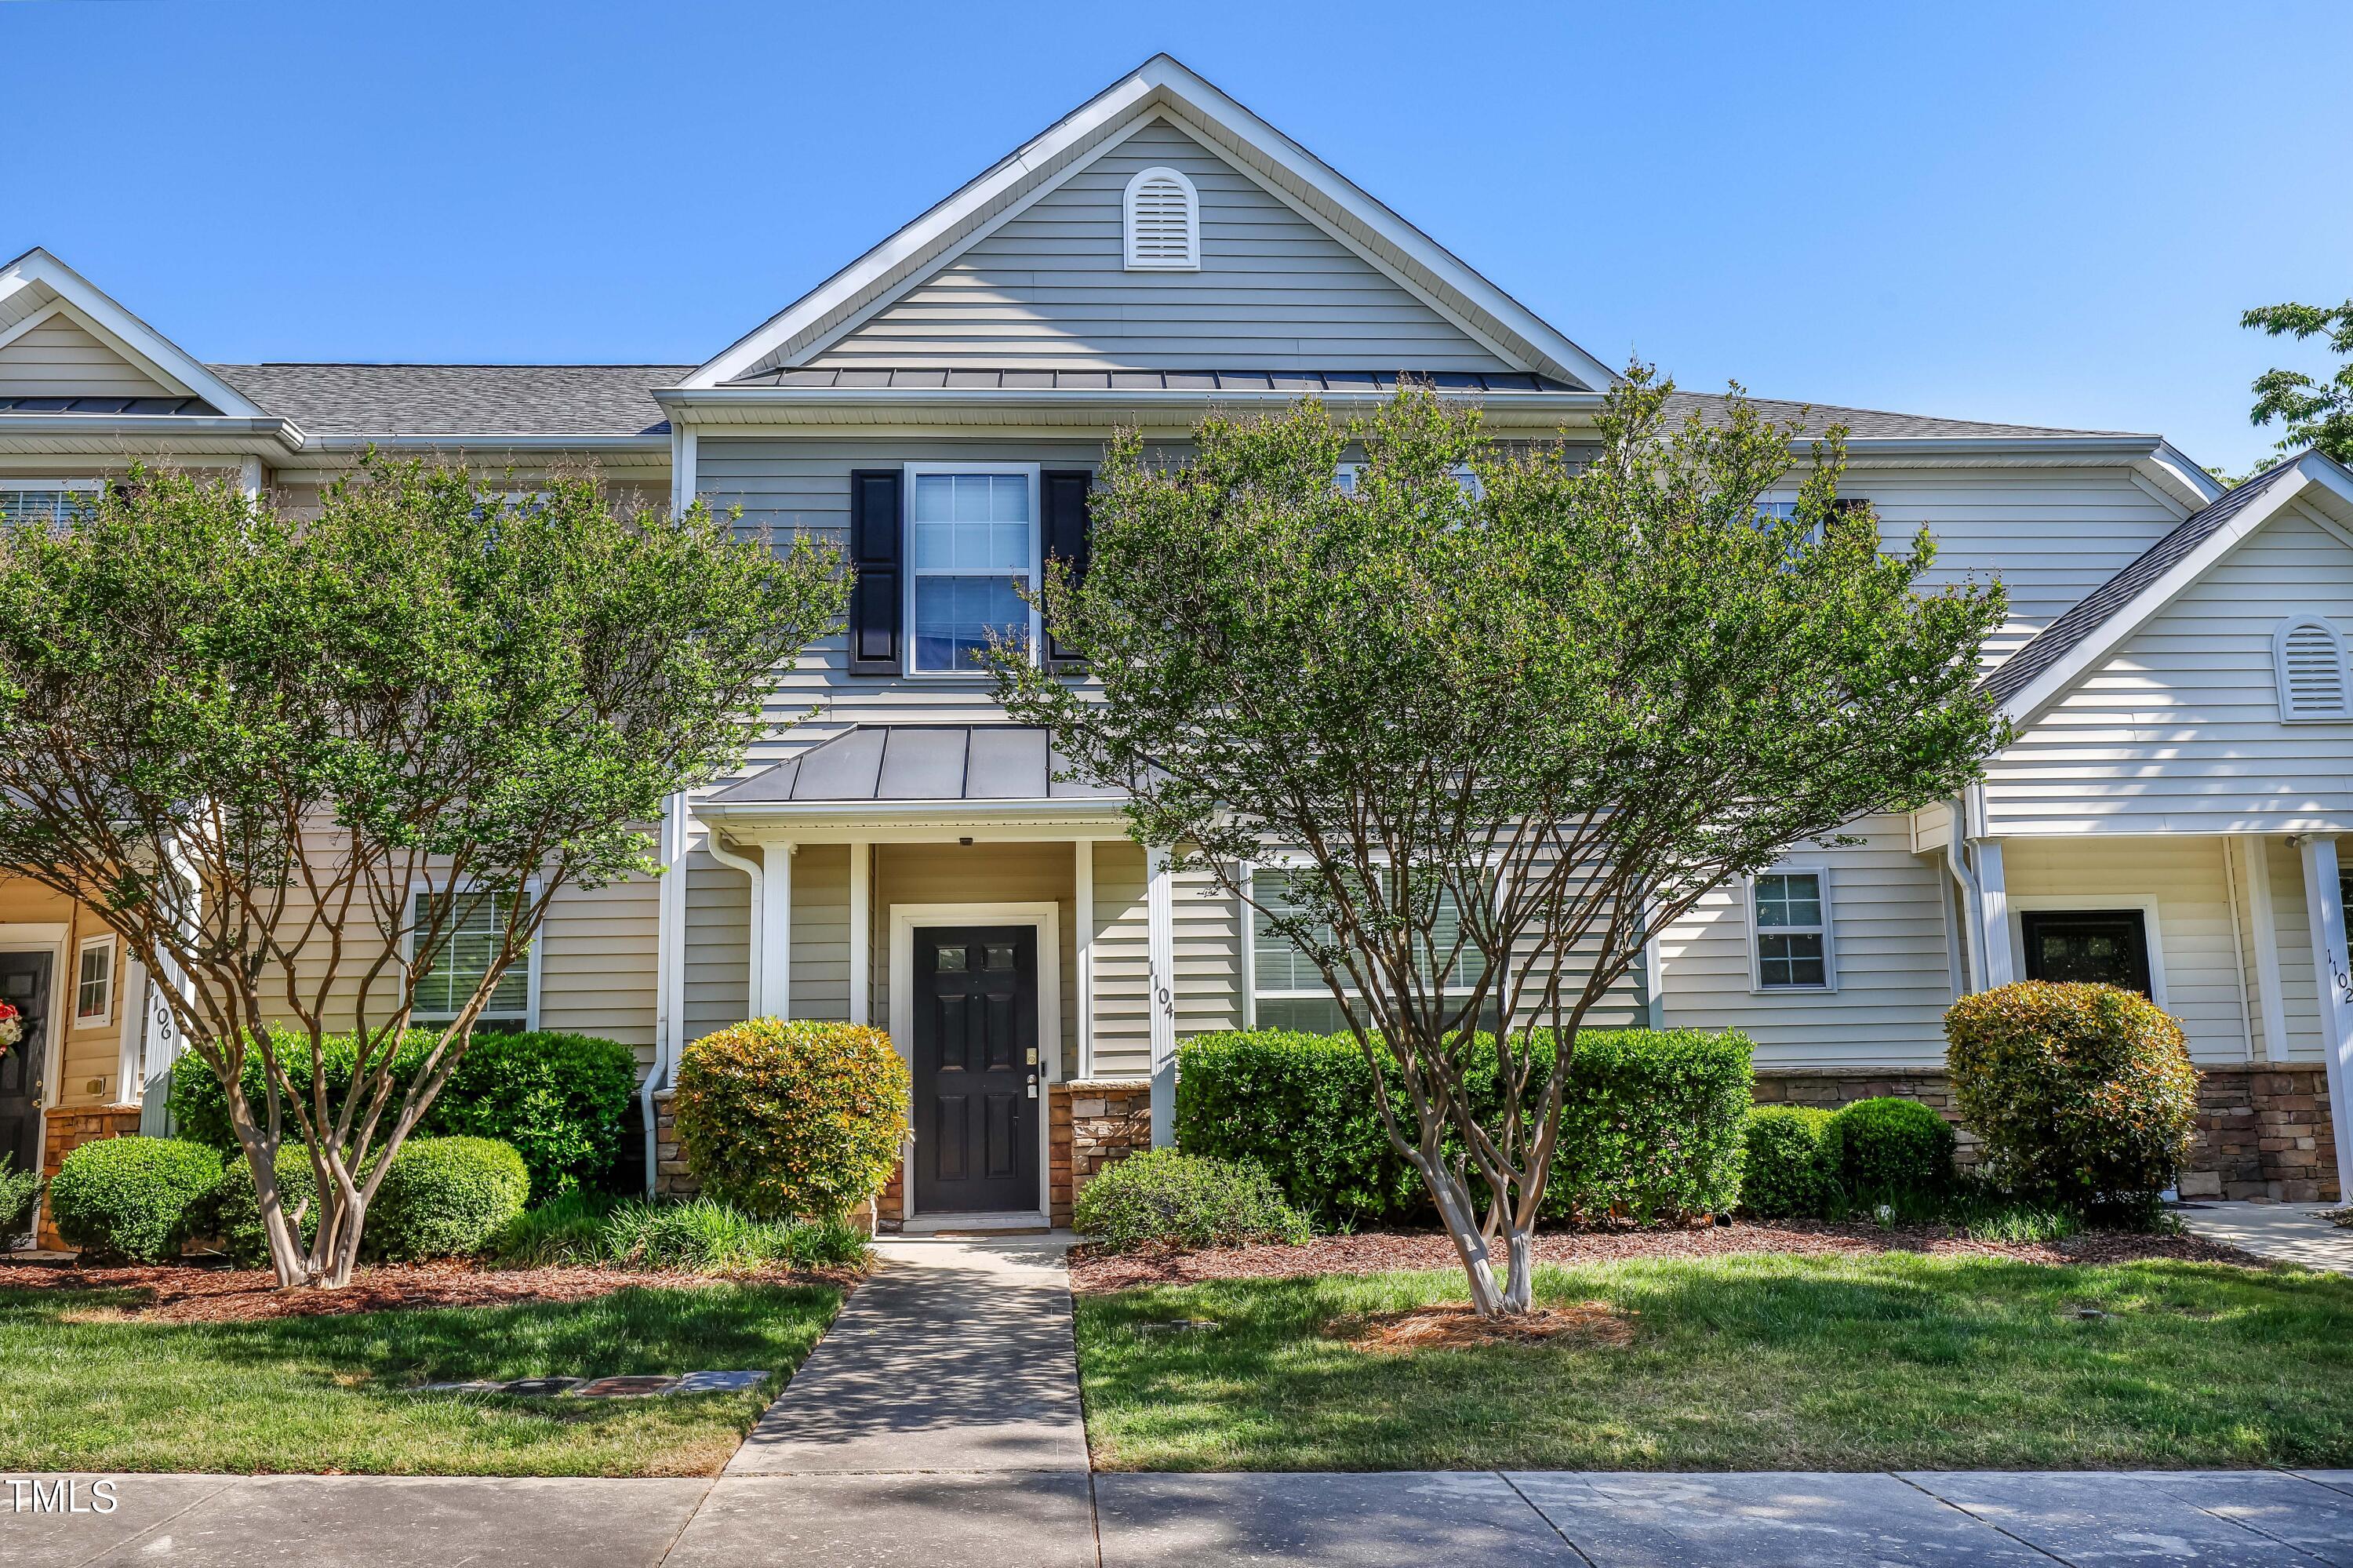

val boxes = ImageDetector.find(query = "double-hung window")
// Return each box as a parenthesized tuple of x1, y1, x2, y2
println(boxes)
(0, 480, 99, 526)
(74, 934, 115, 1028)
(906, 464, 1039, 675)
(409, 886, 536, 1031)
(1751, 869, 1834, 991)
(1248, 867, 1490, 1032)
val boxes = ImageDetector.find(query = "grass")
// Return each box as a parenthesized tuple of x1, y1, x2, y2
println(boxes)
(1075, 1252, 2353, 1472)
(0, 1281, 840, 1475)
(493, 1192, 870, 1272)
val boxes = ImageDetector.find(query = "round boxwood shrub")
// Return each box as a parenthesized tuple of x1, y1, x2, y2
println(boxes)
(366, 1137, 529, 1261)
(47, 1137, 221, 1263)
(1072, 1149, 1313, 1252)
(1946, 980, 2197, 1217)
(1740, 1106, 1835, 1218)
(1818, 1097, 1955, 1201)
(674, 1020, 911, 1221)
(209, 1146, 320, 1268)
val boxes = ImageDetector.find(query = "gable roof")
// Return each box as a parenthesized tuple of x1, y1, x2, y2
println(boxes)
(684, 55, 1619, 393)
(1985, 449, 2353, 720)
(0, 249, 269, 420)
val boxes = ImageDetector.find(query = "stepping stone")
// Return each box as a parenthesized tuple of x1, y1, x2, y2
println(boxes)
(499, 1377, 584, 1397)
(671, 1370, 770, 1395)
(413, 1380, 504, 1395)
(570, 1374, 679, 1398)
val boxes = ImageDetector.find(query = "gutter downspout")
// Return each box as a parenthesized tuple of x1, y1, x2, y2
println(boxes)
(642, 794, 689, 1196)
(704, 835, 764, 1017)
(1944, 794, 1986, 995)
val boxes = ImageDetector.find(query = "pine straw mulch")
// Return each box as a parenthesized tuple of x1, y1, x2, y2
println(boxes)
(0, 1258, 862, 1324)
(1336, 1300, 1638, 1352)
(1067, 1218, 2267, 1293)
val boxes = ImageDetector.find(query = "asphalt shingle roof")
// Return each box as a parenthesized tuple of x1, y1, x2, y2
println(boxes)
(204, 363, 692, 436)
(1667, 392, 2130, 442)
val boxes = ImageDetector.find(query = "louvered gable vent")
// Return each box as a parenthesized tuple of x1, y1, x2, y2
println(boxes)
(2275, 614, 2352, 721)
(1123, 166, 1199, 271)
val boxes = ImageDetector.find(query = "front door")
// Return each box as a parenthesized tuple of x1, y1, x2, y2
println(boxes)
(0, 951, 55, 1193)
(912, 926, 1039, 1214)
(2020, 909, 2154, 996)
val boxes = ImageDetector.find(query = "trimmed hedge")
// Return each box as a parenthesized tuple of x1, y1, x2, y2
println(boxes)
(48, 1137, 220, 1263)
(1818, 1097, 1955, 1201)
(1740, 1106, 1835, 1217)
(1073, 1149, 1313, 1252)
(210, 1146, 319, 1268)
(1173, 1027, 1753, 1226)
(674, 1020, 910, 1222)
(168, 1028, 636, 1201)
(213, 1136, 529, 1264)
(1947, 980, 2198, 1215)
(0, 1155, 39, 1236)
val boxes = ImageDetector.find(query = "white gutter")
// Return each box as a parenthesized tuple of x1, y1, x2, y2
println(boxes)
(642, 794, 689, 1196)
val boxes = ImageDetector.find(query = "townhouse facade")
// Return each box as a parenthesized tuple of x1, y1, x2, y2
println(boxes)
(2, 55, 2344, 1230)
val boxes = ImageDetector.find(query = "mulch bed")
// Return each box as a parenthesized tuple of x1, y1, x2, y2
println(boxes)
(1068, 1218, 2267, 1292)
(1338, 1300, 1638, 1352)
(0, 1258, 859, 1324)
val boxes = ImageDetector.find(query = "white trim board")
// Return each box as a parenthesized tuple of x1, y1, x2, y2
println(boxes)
(886, 900, 1062, 1224)
(0, 249, 269, 420)
(2002, 894, 2173, 1012)
(0, 922, 73, 1207)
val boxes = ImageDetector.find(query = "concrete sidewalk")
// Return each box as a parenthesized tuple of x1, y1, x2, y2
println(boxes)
(13, 1468, 2353, 1566)
(2177, 1200, 2353, 1275)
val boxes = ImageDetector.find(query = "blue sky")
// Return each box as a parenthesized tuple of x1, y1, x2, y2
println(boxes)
(5, 0, 2340, 474)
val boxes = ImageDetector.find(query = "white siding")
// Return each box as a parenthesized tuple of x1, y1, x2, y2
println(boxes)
(810, 118, 1510, 373)
(1985, 504, 2353, 835)
(0, 314, 173, 398)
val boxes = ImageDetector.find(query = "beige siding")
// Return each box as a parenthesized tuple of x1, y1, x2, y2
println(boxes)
(1658, 814, 1958, 1065)
(1090, 840, 1151, 1079)
(1985, 504, 2353, 835)
(0, 314, 173, 398)
(682, 853, 750, 1042)
(536, 875, 657, 1062)
(812, 118, 1508, 374)
(790, 845, 852, 1023)
(1173, 864, 1242, 1041)
(874, 842, 1079, 1075)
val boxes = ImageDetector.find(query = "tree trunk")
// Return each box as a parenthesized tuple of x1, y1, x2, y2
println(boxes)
(1411, 1151, 1513, 1318)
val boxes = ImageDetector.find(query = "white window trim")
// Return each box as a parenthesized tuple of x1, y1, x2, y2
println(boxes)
(2005, 894, 2170, 1011)
(1746, 864, 1838, 994)
(72, 933, 115, 1030)
(2274, 610, 2352, 722)
(900, 461, 1042, 681)
(1122, 165, 1201, 271)
(1333, 462, 1483, 499)
(1245, 864, 1490, 1022)
(405, 878, 542, 1029)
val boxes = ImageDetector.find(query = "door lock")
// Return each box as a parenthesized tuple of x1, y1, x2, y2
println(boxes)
(1025, 1047, 1038, 1065)
(1026, 1079, 1038, 1099)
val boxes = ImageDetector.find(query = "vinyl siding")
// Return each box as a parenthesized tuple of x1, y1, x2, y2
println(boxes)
(536, 875, 658, 1063)
(682, 853, 750, 1043)
(1984, 504, 2353, 835)
(1089, 840, 1150, 1079)
(0, 314, 173, 398)
(872, 841, 1080, 1077)
(809, 118, 1510, 374)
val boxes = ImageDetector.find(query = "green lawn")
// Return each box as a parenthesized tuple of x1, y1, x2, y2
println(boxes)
(0, 1282, 840, 1475)
(1075, 1253, 2353, 1472)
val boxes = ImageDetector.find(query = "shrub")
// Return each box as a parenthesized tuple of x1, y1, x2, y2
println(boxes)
(1819, 1097, 1955, 1201)
(1946, 980, 2198, 1217)
(366, 1137, 529, 1261)
(0, 1155, 40, 1236)
(1073, 1149, 1313, 1252)
(209, 1146, 319, 1268)
(1173, 1027, 1753, 1226)
(168, 1028, 638, 1200)
(673, 1020, 909, 1221)
(1740, 1106, 1835, 1218)
(493, 1191, 867, 1272)
(47, 1137, 221, 1263)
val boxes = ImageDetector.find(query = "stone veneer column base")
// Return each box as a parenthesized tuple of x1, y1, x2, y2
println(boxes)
(1751, 1064, 2338, 1203)
(1048, 1079, 1153, 1228)
(37, 1104, 141, 1250)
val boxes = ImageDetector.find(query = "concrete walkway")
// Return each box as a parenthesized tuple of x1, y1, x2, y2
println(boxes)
(2177, 1199, 2353, 1275)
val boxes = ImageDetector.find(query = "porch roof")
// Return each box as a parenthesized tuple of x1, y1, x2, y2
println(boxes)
(707, 725, 1122, 806)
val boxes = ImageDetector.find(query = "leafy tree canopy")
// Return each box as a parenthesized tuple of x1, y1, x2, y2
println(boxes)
(2238, 297, 2353, 476)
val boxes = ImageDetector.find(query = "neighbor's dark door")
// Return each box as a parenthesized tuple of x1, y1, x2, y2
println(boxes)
(0, 951, 55, 1190)
(913, 926, 1039, 1214)
(2020, 910, 2154, 995)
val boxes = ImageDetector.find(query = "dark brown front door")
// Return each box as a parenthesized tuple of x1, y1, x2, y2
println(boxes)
(2021, 910, 2154, 996)
(0, 951, 55, 1193)
(913, 926, 1039, 1214)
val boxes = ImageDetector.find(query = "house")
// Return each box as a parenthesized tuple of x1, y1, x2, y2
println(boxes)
(0, 54, 2341, 1233)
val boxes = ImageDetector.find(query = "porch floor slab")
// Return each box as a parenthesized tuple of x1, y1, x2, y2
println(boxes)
(724, 1235, 1089, 1475)
(2176, 1200, 2353, 1274)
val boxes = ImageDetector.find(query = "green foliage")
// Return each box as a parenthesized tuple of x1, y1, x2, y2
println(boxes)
(171, 1028, 638, 1202)
(2241, 298, 2353, 466)
(1175, 1027, 1752, 1226)
(209, 1146, 320, 1268)
(673, 1020, 911, 1222)
(0, 1155, 40, 1235)
(1819, 1097, 1955, 1202)
(1072, 1149, 1315, 1253)
(493, 1191, 868, 1273)
(1946, 980, 2198, 1217)
(1740, 1106, 1836, 1218)
(47, 1137, 221, 1263)
(366, 1137, 529, 1262)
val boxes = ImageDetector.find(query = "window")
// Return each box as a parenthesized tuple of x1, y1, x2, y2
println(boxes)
(0, 481, 99, 526)
(408, 887, 533, 1028)
(74, 935, 115, 1027)
(1248, 868, 1489, 1033)
(1123, 166, 1199, 271)
(1754, 497, 1867, 544)
(1751, 870, 1833, 990)
(1334, 464, 1483, 500)
(2275, 614, 2351, 721)
(2020, 909, 2152, 996)
(906, 466, 1037, 675)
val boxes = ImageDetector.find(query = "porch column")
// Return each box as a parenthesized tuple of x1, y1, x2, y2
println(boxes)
(2240, 834, 2291, 1060)
(848, 842, 870, 1028)
(762, 842, 794, 1023)
(2297, 835, 2353, 1186)
(1074, 840, 1094, 1077)
(1145, 843, 1177, 1147)
(1976, 840, 2014, 988)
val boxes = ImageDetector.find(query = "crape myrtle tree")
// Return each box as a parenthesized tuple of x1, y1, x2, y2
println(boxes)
(0, 457, 845, 1286)
(994, 377, 2008, 1317)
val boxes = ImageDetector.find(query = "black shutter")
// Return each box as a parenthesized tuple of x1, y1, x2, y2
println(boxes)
(847, 469, 902, 675)
(1041, 469, 1093, 670)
